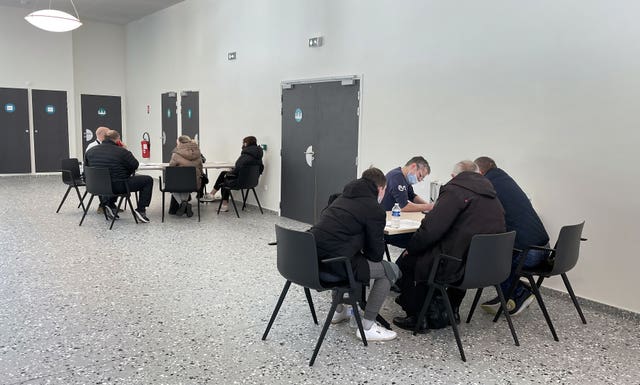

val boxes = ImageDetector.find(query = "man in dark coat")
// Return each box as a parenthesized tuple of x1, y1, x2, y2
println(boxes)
(393, 160, 506, 331)
(310, 167, 398, 342)
(208, 136, 264, 211)
(85, 130, 153, 222)
(475, 156, 550, 316)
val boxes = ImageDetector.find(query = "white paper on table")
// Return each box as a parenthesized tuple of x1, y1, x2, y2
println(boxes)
(385, 219, 421, 229)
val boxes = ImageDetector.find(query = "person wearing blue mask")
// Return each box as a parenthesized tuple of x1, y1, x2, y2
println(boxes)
(381, 156, 434, 213)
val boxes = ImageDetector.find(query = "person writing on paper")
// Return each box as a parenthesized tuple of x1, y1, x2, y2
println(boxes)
(381, 156, 435, 213)
(167, 135, 203, 217)
(310, 167, 400, 342)
(392, 160, 505, 332)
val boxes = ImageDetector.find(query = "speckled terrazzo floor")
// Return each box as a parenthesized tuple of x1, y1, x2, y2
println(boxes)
(1, 175, 639, 385)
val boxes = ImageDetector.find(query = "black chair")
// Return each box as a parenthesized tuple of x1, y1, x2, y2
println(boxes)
(79, 166, 138, 230)
(158, 166, 200, 222)
(415, 231, 519, 362)
(494, 222, 587, 341)
(56, 158, 87, 213)
(217, 165, 263, 218)
(262, 225, 368, 366)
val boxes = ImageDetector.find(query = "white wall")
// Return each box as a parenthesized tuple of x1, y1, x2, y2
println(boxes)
(72, 21, 127, 156)
(127, 0, 639, 312)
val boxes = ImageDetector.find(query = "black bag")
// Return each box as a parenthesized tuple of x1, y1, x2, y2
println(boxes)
(424, 291, 450, 329)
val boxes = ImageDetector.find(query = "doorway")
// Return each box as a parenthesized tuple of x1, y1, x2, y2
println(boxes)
(280, 78, 360, 224)
(81, 94, 122, 153)
(0, 87, 31, 173)
(32, 89, 69, 172)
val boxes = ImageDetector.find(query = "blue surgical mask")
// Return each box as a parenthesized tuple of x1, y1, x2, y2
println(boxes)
(407, 173, 418, 185)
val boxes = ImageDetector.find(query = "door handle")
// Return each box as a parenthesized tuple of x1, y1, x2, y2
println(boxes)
(304, 150, 314, 155)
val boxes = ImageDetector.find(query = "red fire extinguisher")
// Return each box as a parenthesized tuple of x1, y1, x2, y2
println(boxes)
(141, 132, 151, 159)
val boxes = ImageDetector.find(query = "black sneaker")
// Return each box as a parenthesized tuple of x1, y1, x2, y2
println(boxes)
(481, 296, 502, 315)
(507, 287, 535, 316)
(176, 201, 188, 216)
(134, 209, 150, 223)
(185, 203, 194, 218)
(104, 205, 116, 220)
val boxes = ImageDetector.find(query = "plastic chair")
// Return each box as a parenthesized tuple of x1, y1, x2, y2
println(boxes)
(494, 222, 587, 341)
(56, 158, 87, 213)
(262, 225, 368, 366)
(158, 166, 200, 222)
(79, 166, 139, 230)
(415, 231, 519, 362)
(217, 165, 263, 218)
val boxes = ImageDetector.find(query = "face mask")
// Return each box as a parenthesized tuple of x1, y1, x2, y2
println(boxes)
(407, 172, 418, 185)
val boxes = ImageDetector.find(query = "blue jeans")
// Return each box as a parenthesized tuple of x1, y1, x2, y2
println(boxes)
(500, 247, 549, 299)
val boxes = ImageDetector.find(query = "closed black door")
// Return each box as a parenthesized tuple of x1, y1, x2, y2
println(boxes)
(0, 88, 31, 173)
(181, 91, 199, 142)
(162, 92, 178, 163)
(32, 89, 69, 172)
(81, 94, 122, 153)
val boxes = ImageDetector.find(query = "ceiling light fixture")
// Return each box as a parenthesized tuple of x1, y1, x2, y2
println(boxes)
(25, 0, 82, 32)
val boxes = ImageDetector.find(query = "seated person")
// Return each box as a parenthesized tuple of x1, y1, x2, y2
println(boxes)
(310, 167, 399, 341)
(393, 160, 506, 331)
(167, 135, 203, 217)
(381, 156, 435, 248)
(475, 156, 550, 316)
(209, 136, 264, 212)
(85, 129, 153, 223)
(85, 126, 109, 153)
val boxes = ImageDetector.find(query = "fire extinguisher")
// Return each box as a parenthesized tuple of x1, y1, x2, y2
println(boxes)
(141, 132, 151, 159)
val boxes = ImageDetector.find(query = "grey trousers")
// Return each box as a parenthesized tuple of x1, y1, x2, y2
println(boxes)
(364, 260, 392, 321)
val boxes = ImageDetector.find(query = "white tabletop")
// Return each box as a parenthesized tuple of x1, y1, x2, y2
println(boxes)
(137, 162, 234, 171)
(384, 211, 425, 235)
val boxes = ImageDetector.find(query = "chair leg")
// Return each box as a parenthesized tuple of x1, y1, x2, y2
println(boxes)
(56, 186, 72, 213)
(466, 288, 483, 323)
(347, 291, 368, 347)
(128, 196, 139, 224)
(78, 194, 95, 226)
(229, 191, 240, 218)
(310, 295, 340, 366)
(561, 273, 587, 324)
(262, 281, 291, 340)
(493, 275, 521, 323)
(496, 285, 520, 346)
(414, 285, 435, 335)
(303, 287, 318, 325)
(73, 186, 86, 212)
(384, 243, 391, 262)
(439, 287, 466, 362)
(197, 198, 201, 222)
(109, 197, 124, 230)
(526, 275, 559, 341)
(162, 191, 166, 223)
(216, 196, 223, 214)
(77, 189, 88, 209)
(252, 188, 264, 214)
(241, 189, 248, 211)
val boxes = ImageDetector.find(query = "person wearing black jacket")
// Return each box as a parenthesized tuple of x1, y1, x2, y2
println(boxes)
(475, 156, 550, 316)
(209, 136, 264, 212)
(393, 160, 506, 332)
(310, 167, 398, 342)
(84, 130, 153, 223)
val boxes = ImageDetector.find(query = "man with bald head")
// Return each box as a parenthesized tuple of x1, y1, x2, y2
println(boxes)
(85, 126, 109, 153)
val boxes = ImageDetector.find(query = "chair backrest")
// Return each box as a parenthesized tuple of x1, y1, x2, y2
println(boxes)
(235, 165, 261, 189)
(275, 225, 324, 291)
(84, 166, 114, 196)
(163, 166, 197, 192)
(60, 158, 82, 184)
(457, 231, 516, 289)
(549, 222, 585, 275)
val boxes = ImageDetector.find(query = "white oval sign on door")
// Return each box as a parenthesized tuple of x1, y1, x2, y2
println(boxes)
(305, 145, 313, 167)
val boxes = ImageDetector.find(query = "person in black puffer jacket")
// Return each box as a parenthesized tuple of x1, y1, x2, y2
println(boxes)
(210, 136, 264, 212)
(310, 167, 399, 342)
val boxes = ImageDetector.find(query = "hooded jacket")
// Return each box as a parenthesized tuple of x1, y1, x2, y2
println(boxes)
(234, 144, 264, 174)
(169, 140, 203, 189)
(310, 178, 386, 282)
(406, 171, 506, 283)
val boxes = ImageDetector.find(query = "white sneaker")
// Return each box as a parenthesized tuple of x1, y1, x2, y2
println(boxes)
(331, 307, 352, 324)
(356, 322, 397, 341)
(200, 193, 214, 202)
(220, 203, 229, 212)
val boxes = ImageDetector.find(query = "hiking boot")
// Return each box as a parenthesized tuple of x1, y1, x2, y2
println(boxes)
(134, 209, 150, 223)
(481, 296, 502, 315)
(507, 287, 535, 316)
(356, 322, 397, 341)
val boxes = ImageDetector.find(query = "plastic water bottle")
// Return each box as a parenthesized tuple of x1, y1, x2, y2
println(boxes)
(391, 203, 401, 228)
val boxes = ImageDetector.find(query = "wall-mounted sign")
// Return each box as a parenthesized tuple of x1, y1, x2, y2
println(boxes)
(46, 105, 55, 115)
(85, 129, 93, 141)
(294, 108, 303, 123)
(4, 103, 15, 113)
(188, 109, 192, 119)
(97, 107, 107, 116)
(167, 108, 171, 118)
